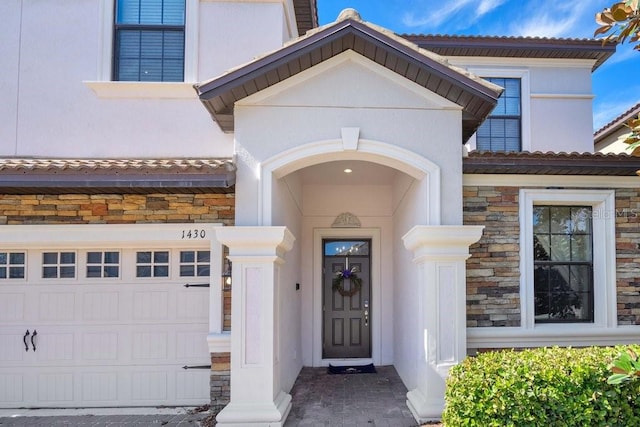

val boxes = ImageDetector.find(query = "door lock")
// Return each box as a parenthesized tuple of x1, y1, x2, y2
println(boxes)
(364, 309, 369, 327)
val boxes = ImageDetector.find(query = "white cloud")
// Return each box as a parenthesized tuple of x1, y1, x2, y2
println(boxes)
(476, 0, 507, 19)
(402, 0, 472, 29)
(594, 98, 640, 131)
(515, 13, 578, 38)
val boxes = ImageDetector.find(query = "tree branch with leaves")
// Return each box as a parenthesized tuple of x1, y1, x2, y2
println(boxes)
(595, 1, 640, 155)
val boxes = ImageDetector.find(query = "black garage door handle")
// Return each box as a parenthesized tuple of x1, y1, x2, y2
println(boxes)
(31, 329, 37, 352)
(23, 330, 30, 352)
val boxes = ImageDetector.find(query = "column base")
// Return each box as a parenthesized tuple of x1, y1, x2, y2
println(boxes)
(406, 388, 444, 423)
(215, 390, 292, 427)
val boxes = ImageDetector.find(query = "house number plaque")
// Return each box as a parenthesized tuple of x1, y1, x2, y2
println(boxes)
(181, 229, 206, 239)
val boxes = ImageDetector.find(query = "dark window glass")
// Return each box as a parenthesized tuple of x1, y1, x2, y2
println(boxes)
(42, 252, 76, 279)
(533, 206, 593, 323)
(87, 251, 120, 279)
(477, 78, 521, 152)
(136, 250, 169, 278)
(0, 252, 26, 280)
(179, 250, 210, 277)
(113, 0, 185, 82)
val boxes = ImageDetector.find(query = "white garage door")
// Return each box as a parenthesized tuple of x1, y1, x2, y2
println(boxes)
(0, 226, 216, 408)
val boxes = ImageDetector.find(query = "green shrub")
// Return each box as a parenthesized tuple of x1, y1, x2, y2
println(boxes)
(442, 346, 640, 427)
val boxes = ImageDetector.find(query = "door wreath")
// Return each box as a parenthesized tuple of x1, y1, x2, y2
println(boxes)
(332, 267, 362, 297)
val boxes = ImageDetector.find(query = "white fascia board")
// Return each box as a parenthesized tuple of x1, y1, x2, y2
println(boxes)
(236, 50, 463, 110)
(464, 174, 640, 188)
(0, 223, 223, 249)
(447, 57, 597, 69)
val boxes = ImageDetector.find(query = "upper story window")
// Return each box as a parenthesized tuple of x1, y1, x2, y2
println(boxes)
(476, 78, 521, 152)
(113, 0, 186, 82)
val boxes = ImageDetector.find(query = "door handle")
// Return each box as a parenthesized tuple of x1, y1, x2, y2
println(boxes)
(31, 329, 37, 352)
(23, 330, 30, 351)
(364, 310, 369, 327)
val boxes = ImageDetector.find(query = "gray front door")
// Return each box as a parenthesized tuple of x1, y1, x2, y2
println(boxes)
(322, 239, 371, 359)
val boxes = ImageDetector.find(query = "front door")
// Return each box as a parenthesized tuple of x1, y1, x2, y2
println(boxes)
(322, 239, 371, 359)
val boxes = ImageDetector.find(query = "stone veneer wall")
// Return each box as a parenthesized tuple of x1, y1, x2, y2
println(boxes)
(464, 185, 640, 328)
(615, 188, 640, 325)
(463, 186, 521, 327)
(0, 192, 236, 407)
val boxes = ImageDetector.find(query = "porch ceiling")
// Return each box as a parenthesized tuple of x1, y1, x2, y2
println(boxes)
(195, 10, 503, 143)
(297, 160, 398, 185)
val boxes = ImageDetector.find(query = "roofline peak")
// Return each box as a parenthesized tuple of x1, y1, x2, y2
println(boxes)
(336, 8, 362, 23)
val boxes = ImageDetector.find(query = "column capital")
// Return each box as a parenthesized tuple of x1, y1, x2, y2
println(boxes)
(403, 225, 484, 260)
(215, 226, 295, 258)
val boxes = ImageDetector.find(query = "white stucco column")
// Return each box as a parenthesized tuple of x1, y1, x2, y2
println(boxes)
(214, 226, 295, 427)
(402, 225, 484, 422)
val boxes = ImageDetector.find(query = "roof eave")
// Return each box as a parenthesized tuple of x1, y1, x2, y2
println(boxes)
(196, 19, 502, 142)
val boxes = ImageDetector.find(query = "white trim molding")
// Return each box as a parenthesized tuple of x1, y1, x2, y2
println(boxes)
(519, 189, 617, 330)
(96, 0, 199, 84)
(466, 67, 531, 152)
(260, 138, 441, 226)
(312, 228, 382, 367)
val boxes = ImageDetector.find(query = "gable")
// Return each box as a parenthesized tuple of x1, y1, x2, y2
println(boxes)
(238, 50, 462, 111)
(195, 10, 502, 142)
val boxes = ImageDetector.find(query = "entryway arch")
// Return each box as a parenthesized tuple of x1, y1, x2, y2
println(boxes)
(259, 136, 442, 227)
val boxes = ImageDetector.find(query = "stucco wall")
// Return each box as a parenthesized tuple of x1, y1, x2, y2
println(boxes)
(271, 174, 304, 392)
(451, 59, 596, 154)
(0, 0, 292, 158)
(234, 52, 464, 226)
(391, 173, 429, 392)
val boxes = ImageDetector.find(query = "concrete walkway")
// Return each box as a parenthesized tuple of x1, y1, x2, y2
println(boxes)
(0, 365, 419, 426)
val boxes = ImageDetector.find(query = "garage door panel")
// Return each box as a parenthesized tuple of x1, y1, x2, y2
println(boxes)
(82, 332, 118, 361)
(0, 373, 23, 403)
(133, 291, 169, 321)
(35, 333, 74, 363)
(0, 333, 26, 362)
(176, 371, 210, 400)
(82, 292, 119, 322)
(177, 290, 209, 320)
(0, 293, 25, 322)
(81, 372, 118, 403)
(132, 371, 168, 401)
(132, 332, 169, 360)
(37, 372, 74, 403)
(38, 292, 75, 322)
(0, 240, 212, 408)
(176, 331, 210, 360)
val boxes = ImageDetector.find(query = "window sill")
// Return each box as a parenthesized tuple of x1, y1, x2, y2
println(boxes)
(467, 325, 640, 349)
(83, 81, 197, 99)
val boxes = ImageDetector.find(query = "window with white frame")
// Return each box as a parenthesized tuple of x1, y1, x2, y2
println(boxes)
(179, 250, 210, 277)
(533, 205, 593, 323)
(113, 0, 186, 82)
(87, 251, 121, 278)
(520, 189, 616, 329)
(136, 250, 170, 277)
(42, 252, 76, 279)
(0, 252, 26, 280)
(476, 77, 521, 152)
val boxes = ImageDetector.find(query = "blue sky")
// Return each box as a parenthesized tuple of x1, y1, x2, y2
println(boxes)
(317, 0, 640, 132)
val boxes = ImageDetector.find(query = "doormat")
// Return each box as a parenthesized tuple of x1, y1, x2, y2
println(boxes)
(328, 363, 376, 374)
